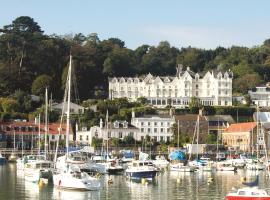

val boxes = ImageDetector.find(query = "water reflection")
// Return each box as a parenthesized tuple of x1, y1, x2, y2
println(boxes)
(1, 164, 270, 200)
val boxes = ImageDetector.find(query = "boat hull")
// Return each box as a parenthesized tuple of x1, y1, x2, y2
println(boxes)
(0, 158, 7, 165)
(126, 170, 157, 180)
(53, 173, 101, 191)
(226, 195, 270, 200)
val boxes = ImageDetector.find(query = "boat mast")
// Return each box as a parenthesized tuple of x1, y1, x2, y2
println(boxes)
(13, 130, 15, 152)
(196, 115, 199, 160)
(106, 110, 109, 161)
(66, 55, 72, 159)
(177, 120, 180, 149)
(38, 114, 41, 155)
(45, 87, 48, 160)
(217, 116, 219, 160)
(256, 105, 259, 160)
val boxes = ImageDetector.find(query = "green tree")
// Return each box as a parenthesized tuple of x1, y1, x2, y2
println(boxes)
(31, 75, 52, 98)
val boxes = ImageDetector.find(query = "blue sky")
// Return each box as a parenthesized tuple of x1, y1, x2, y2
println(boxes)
(1, 0, 270, 49)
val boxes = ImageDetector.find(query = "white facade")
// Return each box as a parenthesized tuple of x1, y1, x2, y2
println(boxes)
(131, 112, 175, 142)
(248, 86, 270, 107)
(52, 102, 85, 114)
(109, 65, 233, 108)
(76, 120, 140, 145)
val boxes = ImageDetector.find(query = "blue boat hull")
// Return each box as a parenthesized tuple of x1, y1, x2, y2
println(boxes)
(126, 171, 157, 180)
(0, 158, 7, 165)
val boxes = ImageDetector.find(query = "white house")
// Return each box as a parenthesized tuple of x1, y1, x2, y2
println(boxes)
(248, 85, 270, 107)
(131, 111, 175, 142)
(51, 102, 85, 114)
(109, 64, 233, 108)
(76, 119, 140, 145)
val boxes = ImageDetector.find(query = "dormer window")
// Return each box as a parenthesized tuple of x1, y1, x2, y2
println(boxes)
(114, 121, 119, 128)
(123, 121, 128, 128)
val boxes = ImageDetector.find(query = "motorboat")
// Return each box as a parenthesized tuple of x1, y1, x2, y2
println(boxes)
(0, 153, 7, 165)
(53, 165, 101, 191)
(24, 160, 53, 183)
(152, 155, 169, 169)
(226, 187, 270, 200)
(16, 155, 47, 171)
(170, 162, 196, 172)
(119, 150, 135, 163)
(246, 162, 265, 171)
(125, 160, 158, 181)
(216, 162, 237, 171)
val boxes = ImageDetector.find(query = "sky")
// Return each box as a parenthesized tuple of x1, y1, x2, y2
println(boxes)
(1, 0, 270, 49)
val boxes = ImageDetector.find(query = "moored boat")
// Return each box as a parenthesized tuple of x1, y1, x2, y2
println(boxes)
(125, 160, 158, 181)
(226, 187, 270, 200)
(0, 153, 7, 165)
(170, 162, 196, 172)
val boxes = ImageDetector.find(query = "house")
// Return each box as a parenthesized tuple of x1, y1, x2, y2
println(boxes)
(76, 119, 140, 145)
(0, 121, 73, 149)
(131, 111, 175, 142)
(248, 85, 270, 107)
(51, 102, 85, 114)
(109, 64, 233, 108)
(205, 115, 234, 135)
(222, 122, 258, 152)
(174, 114, 208, 143)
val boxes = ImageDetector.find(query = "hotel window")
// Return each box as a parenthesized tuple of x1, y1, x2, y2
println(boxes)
(141, 128, 144, 132)
(154, 128, 157, 133)
(196, 84, 198, 89)
(148, 122, 151, 126)
(154, 122, 157, 126)
(86, 136, 89, 141)
(148, 128, 151, 133)
(160, 128, 164, 133)
(160, 136, 164, 141)
(167, 128, 170, 133)
(119, 132, 122, 138)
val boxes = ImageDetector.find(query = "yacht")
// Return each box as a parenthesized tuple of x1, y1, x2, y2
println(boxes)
(152, 155, 169, 169)
(53, 165, 101, 191)
(170, 162, 196, 172)
(126, 160, 158, 180)
(24, 160, 53, 183)
(226, 187, 270, 200)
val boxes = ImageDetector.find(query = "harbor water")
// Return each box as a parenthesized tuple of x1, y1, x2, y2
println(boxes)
(1, 163, 270, 200)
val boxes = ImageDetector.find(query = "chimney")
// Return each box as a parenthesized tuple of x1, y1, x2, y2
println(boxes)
(100, 118, 103, 128)
(132, 108, 135, 118)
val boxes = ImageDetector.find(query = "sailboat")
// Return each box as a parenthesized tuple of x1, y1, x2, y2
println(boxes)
(24, 88, 54, 183)
(9, 130, 18, 162)
(188, 114, 214, 172)
(53, 55, 101, 190)
(246, 108, 265, 171)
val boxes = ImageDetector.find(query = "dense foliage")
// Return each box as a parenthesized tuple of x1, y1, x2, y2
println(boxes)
(1, 16, 270, 105)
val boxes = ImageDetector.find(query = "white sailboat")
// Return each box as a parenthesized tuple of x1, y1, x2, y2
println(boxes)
(53, 55, 101, 191)
(246, 107, 265, 171)
(9, 130, 18, 162)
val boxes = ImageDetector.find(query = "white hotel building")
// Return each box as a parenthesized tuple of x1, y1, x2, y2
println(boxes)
(108, 64, 233, 108)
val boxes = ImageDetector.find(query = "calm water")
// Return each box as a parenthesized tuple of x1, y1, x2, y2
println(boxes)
(1, 164, 270, 200)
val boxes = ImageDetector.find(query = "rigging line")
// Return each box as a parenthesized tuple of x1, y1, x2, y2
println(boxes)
(54, 58, 69, 165)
